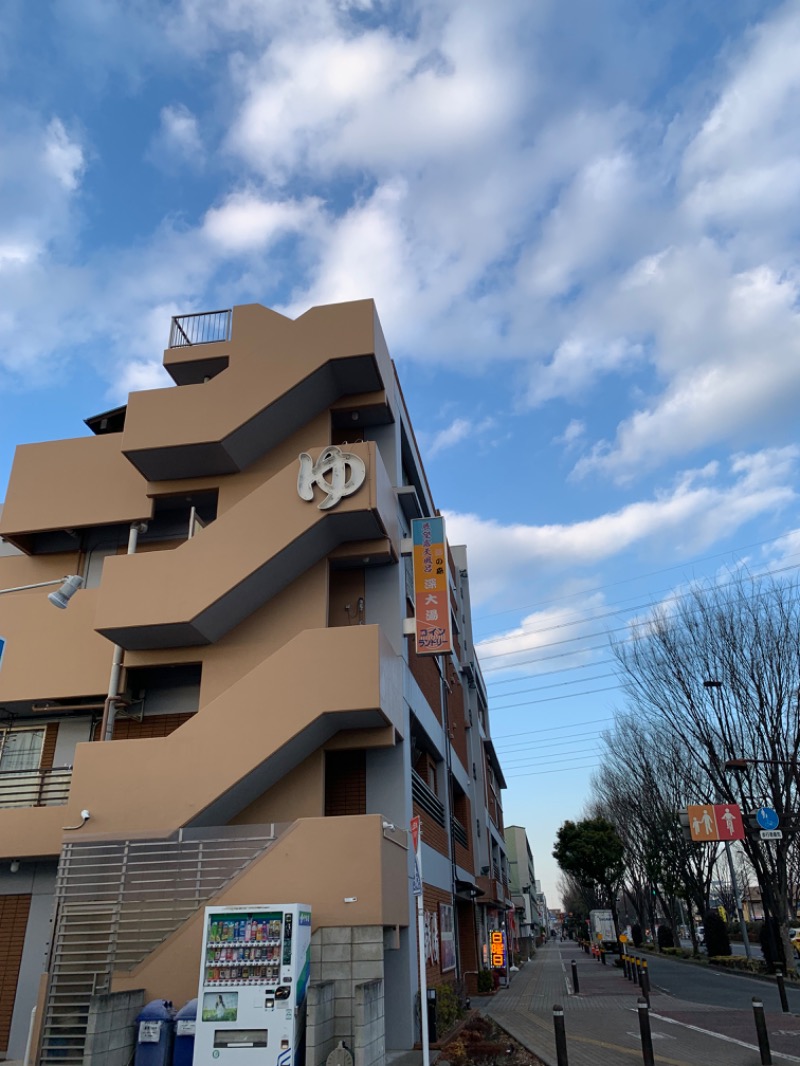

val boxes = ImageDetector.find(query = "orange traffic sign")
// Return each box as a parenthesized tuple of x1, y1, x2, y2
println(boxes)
(687, 803, 745, 841)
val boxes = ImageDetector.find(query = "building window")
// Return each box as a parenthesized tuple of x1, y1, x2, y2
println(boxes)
(0, 728, 44, 772)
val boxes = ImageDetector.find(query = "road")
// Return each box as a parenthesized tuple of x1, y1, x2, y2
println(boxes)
(648, 949, 800, 1011)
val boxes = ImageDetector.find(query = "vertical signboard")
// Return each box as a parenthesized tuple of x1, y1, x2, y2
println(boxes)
(411, 517, 452, 655)
(489, 929, 506, 969)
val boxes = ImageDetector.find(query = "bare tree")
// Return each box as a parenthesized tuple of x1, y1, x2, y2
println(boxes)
(613, 572, 800, 970)
(591, 714, 717, 952)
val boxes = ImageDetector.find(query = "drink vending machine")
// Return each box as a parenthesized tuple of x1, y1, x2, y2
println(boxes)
(193, 903, 311, 1066)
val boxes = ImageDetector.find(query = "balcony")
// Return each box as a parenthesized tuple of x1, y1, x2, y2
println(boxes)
(0, 767, 72, 808)
(169, 310, 232, 348)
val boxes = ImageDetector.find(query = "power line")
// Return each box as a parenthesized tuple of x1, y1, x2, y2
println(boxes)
(490, 683, 620, 711)
(493, 715, 613, 741)
(506, 759, 601, 778)
(477, 559, 800, 663)
(494, 729, 606, 754)
(472, 527, 800, 625)
(502, 743, 602, 767)
(491, 671, 618, 703)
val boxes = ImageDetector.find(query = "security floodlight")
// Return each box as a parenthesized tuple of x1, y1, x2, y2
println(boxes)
(47, 575, 84, 609)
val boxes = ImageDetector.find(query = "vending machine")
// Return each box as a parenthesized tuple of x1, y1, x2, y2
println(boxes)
(193, 903, 312, 1066)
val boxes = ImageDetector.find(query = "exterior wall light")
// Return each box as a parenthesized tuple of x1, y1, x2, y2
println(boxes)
(0, 574, 84, 608)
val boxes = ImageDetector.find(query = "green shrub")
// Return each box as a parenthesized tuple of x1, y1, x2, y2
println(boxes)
(476, 969, 494, 994)
(661, 946, 692, 958)
(435, 982, 462, 1036)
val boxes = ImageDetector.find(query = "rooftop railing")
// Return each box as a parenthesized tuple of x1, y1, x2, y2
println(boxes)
(169, 309, 232, 348)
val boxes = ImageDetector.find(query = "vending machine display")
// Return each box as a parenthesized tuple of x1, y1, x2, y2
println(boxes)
(193, 903, 311, 1066)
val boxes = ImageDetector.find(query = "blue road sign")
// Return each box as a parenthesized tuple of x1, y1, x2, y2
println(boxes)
(756, 806, 779, 831)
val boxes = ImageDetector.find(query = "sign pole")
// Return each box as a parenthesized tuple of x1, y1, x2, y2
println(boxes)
(724, 839, 752, 960)
(412, 817, 429, 1066)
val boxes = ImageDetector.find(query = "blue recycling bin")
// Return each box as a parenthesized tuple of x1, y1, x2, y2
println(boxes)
(134, 999, 175, 1066)
(172, 999, 197, 1066)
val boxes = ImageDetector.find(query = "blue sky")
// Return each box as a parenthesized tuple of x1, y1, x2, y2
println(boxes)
(2, 0, 800, 906)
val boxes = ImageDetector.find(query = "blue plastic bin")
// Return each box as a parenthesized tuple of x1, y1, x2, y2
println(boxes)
(172, 999, 197, 1066)
(134, 999, 175, 1066)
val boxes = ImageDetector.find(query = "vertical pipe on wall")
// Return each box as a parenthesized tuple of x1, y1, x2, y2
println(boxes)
(99, 522, 147, 742)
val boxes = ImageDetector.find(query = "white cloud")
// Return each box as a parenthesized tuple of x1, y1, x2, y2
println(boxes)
(203, 191, 322, 253)
(428, 415, 495, 457)
(150, 103, 205, 168)
(447, 447, 798, 607)
(41, 118, 85, 191)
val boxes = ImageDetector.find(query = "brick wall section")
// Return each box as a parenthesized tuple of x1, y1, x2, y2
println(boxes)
(420, 885, 457, 989)
(310, 926, 384, 1046)
(93, 712, 194, 741)
(406, 638, 442, 723)
(0, 894, 30, 1053)
(305, 981, 336, 1066)
(353, 979, 385, 1066)
(83, 989, 145, 1066)
(412, 801, 448, 857)
(454, 793, 472, 872)
(447, 683, 468, 768)
(457, 902, 480, 995)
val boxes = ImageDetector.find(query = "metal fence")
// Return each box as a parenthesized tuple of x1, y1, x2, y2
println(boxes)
(39, 823, 287, 1065)
(169, 309, 232, 348)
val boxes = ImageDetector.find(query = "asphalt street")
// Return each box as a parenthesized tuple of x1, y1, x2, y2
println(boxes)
(646, 949, 800, 1011)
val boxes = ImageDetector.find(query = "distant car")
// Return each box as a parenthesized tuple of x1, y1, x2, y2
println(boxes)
(697, 925, 705, 945)
(790, 929, 800, 957)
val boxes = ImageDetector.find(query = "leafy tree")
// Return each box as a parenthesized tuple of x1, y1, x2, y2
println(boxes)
(553, 817, 624, 935)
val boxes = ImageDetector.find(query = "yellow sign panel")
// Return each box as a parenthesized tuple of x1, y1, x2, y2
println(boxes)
(489, 930, 506, 969)
(619, 934, 628, 943)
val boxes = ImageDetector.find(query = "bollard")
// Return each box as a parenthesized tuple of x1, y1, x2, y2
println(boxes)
(640, 962, 651, 1008)
(752, 997, 772, 1065)
(571, 959, 580, 995)
(626, 954, 634, 981)
(637, 998, 655, 1066)
(776, 968, 790, 1014)
(623, 954, 629, 979)
(553, 1004, 569, 1066)
(634, 957, 641, 986)
(600, 949, 607, 966)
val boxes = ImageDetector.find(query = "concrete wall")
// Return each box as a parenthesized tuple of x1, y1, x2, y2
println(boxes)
(353, 979, 385, 1066)
(83, 989, 145, 1066)
(310, 926, 384, 1046)
(305, 981, 336, 1066)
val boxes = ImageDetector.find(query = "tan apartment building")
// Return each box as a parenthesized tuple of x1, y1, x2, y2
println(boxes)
(0, 300, 511, 1064)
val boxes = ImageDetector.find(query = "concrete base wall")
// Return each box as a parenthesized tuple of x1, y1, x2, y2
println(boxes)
(354, 979, 385, 1066)
(306, 981, 337, 1066)
(310, 926, 384, 1046)
(84, 989, 145, 1066)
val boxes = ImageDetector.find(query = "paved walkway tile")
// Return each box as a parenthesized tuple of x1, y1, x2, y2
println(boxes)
(478, 940, 800, 1066)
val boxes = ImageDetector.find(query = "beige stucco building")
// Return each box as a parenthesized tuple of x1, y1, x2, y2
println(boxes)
(0, 300, 510, 1063)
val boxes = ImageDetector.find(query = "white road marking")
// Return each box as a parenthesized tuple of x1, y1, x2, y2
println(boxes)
(644, 1009, 800, 1063)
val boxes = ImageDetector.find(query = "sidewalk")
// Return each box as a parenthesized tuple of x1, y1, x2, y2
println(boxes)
(477, 939, 800, 1066)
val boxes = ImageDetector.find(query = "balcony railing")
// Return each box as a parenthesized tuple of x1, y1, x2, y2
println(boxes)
(169, 310, 232, 348)
(0, 767, 72, 808)
(451, 815, 468, 849)
(411, 770, 445, 826)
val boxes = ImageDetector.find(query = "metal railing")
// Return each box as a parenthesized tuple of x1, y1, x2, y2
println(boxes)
(411, 770, 445, 826)
(169, 309, 232, 348)
(40, 823, 287, 1065)
(451, 816, 468, 849)
(0, 767, 72, 808)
